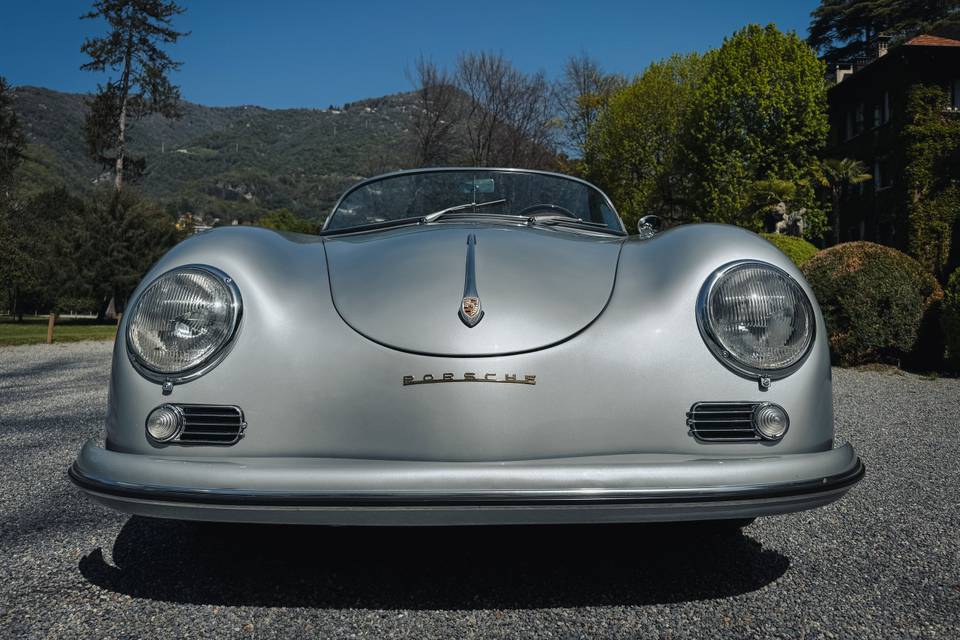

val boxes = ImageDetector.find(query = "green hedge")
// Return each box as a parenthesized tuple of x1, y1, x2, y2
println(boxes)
(760, 233, 819, 267)
(942, 269, 960, 371)
(802, 242, 943, 367)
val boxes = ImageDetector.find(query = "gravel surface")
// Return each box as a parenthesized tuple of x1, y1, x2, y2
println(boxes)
(0, 341, 958, 639)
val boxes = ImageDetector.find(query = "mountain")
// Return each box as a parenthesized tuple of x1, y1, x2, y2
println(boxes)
(11, 86, 419, 224)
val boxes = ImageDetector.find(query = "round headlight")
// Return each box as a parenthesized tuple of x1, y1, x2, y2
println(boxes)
(698, 261, 814, 378)
(126, 265, 241, 381)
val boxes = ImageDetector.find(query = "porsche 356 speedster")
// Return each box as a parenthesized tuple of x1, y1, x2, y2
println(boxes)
(70, 168, 863, 526)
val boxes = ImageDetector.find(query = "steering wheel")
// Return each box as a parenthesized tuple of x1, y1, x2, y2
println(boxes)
(517, 203, 576, 218)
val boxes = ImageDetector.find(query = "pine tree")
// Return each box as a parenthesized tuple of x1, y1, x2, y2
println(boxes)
(0, 76, 25, 190)
(80, 0, 187, 191)
(808, 0, 960, 65)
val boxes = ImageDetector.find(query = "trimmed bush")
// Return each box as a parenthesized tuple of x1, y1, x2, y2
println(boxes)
(802, 242, 943, 367)
(761, 233, 819, 267)
(943, 268, 960, 371)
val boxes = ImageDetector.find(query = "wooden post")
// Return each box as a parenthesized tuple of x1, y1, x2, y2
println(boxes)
(46, 312, 57, 344)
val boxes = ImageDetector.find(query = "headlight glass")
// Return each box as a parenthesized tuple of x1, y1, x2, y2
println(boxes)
(700, 261, 814, 375)
(126, 266, 241, 378)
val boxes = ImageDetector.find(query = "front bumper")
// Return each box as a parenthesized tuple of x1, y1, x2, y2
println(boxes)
(69, 440, 863, 525)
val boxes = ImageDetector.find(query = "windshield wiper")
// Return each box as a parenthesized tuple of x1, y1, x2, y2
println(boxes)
(526, 214, 622, 234)
(321, 200, 507, 236)
(322, 202, 622, 236)
(420, 199, 508, 223)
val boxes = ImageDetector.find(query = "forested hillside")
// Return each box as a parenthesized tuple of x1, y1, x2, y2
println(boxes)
(11, 86, 418, 224)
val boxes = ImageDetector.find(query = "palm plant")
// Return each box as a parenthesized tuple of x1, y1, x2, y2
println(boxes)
(821, 158, 872, 245)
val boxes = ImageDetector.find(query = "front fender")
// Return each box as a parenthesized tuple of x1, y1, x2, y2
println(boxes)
(106, 224, 832, 462)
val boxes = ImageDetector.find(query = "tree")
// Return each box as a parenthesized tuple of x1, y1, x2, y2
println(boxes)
(0, 76, 25, 192)
(680, 25, 829, 237)
(456, 52, 558, 169)
(407, 56, 461, 167)
(808, 0, 960, 65)
(584, 54, 703, 231)
(0, 206, 29, 317)
(902, 84, 960, 280)
(820, 158, 872, 244)
(0, 76, 27, 316)
(84, 189, 181, 317)
(0, 189, 90, 319)
(553, 53, 625, 162)
(257, 209, 320, 234)
(80, 0, 187, 191)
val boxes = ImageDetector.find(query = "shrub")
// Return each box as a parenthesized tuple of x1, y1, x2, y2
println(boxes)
(942, 269, 960, 371)
(802, 242, 943, 367)
(761, 233, 819, 267)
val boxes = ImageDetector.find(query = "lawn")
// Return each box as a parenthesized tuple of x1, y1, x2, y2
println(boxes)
(0, 316, 118, 347)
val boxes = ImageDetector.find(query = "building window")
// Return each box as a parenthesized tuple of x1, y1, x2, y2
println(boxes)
(874, 157, 893, 191)
(855, 103, 865, 135)
(883, 91, 891, 122)
(873, 103, 882, 128)
(845, 111, 855, 140)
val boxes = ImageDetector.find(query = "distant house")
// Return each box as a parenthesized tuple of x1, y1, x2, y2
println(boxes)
(825, 34, 960, 246)
(176, 212, 217, 234)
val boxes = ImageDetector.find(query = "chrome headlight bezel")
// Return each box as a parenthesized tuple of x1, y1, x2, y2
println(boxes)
(696, 260, 816, 380)
(125, 264, 243, 384)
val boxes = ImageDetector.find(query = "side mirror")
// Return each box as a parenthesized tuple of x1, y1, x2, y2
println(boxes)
(637, 215, 662, 239)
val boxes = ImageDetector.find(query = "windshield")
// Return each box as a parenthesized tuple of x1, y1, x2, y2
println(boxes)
(324, 169, 623, 233)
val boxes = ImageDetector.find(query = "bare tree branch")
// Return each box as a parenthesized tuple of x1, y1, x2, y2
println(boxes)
(455, 52, 557, 169)
(407, 56, 461, 167)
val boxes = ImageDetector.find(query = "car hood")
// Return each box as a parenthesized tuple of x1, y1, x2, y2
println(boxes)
(323, 224, 624, 356)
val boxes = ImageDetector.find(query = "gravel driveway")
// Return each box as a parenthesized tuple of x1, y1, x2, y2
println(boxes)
(1, 341, 958, 638)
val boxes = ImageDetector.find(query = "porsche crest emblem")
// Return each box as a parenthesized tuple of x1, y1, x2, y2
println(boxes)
(458, 234, 484, 327)
(461, 296, 482, 322)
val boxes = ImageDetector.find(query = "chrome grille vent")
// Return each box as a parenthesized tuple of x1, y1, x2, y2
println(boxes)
(687, 402, 760, 442)
(176, 404, 246, 445)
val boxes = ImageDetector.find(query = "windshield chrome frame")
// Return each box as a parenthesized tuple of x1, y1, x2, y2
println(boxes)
(322, 167, 626, 235)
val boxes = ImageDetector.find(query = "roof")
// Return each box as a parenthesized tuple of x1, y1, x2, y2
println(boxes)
(905, 34, 960, 47)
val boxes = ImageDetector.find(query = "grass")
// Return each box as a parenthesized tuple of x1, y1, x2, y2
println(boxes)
(0, 315, 118, 347)
(852, 362, 906, 376)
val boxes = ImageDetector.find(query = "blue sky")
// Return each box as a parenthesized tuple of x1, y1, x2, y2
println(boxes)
(0, 1, 818, 109)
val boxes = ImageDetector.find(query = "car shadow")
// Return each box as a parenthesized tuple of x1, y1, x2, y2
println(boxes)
(79, 516, 789, 609)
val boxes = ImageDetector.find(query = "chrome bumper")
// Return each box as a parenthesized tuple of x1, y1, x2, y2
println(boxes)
(70, 440, 863, 525)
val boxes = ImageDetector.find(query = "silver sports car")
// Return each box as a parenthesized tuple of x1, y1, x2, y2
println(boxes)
(70, 168, 863, 526)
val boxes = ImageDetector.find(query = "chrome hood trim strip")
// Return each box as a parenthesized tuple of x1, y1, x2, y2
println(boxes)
(458, 233, 484, 327)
